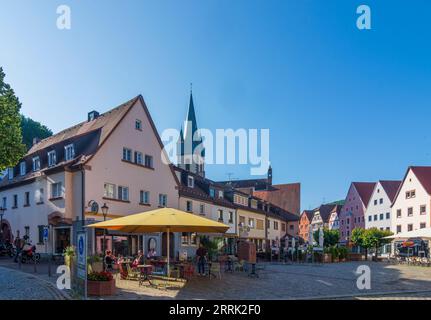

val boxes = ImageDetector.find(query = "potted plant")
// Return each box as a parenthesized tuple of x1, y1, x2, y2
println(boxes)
(87, 254, 103, 273)
(330, 246, 340, 263)
(64, 246, 75, 268)
(338, 247, 348, 262)
(323, 247, 332, 263)
(87, 271, 116, 296)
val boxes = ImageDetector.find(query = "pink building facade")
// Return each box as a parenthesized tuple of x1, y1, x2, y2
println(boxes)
(339, 182, 376, 243)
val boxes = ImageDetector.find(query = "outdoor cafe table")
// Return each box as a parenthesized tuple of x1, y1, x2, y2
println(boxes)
(137, 264, 153, 286)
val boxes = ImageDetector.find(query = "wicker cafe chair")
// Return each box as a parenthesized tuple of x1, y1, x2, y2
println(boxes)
(126, 263, 140, 280)
(210, 262, 222, 279)
(183, 263, 195, 280)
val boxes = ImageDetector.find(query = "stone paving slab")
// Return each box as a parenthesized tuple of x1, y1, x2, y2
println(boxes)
(0, 266, 66, 300)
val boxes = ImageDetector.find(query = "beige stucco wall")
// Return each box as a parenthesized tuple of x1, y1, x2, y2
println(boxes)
(237, 208, 265, 240)
(85, 98, 179, 218)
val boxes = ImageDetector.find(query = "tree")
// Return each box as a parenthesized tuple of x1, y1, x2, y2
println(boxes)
(313, 228, 340, 247)
(350, 227, 369, 259)
(0, 67, 26, 171)
(363, 228, 393, 260)
(21, 115, 53, 150)
(350, 227, 393, 260)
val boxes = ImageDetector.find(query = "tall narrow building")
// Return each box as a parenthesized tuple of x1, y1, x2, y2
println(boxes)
(177, 90, 205, 177)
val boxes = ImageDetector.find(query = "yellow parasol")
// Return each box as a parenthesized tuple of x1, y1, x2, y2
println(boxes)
(87, 207, 229, 276)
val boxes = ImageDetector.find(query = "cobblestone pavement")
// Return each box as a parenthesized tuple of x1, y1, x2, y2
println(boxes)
(0, 266, 66, 300)
(105, 261, 431, 300)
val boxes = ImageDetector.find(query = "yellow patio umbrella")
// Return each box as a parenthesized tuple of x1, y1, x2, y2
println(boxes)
(87, 207, 229, 276)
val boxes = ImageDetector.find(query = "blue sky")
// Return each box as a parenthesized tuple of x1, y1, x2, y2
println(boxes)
(1, 1, 430, 210)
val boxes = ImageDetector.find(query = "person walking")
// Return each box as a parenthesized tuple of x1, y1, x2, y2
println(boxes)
(196, 243, 208, 276)
(13, 235, 24, 263)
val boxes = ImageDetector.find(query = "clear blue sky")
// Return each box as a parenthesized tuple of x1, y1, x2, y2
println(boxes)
(1, 1, 430, 210)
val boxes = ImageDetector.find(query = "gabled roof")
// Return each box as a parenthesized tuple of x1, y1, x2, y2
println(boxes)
(392, 166, 431, 205)
(27, 96, 140, 156)
(301, 210, 314, 221)
(379, 180, 402, 203)
(410, 166, 431, 195)
(352, 182, 376, 206)
(314, 204, 337, 223)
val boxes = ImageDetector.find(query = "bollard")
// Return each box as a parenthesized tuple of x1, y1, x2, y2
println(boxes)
(18, 253, 22, 269)
(48, 255, 52, 277)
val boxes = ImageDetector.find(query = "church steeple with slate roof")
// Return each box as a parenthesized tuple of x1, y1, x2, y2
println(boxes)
(177, 87, 205, 177)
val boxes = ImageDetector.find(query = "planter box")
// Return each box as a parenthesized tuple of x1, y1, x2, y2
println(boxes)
(340, 258, 347, 262)
(332, 257, 340, 263)
(91, 262, 103, 273)
(348, 253, 364, 261)
(87, 280, 116, 296)
(323, 254, 332, 263)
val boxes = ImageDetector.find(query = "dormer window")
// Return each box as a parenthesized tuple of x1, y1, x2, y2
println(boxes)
(135, 119, 142, 131)
(209, 188, 215, 198)
(7, 167, 13, 180)
(187, 176, 194, 188)
(64, 144, 75, 161)
(32, 156, 40, 171)
(48, 150, 57, 167)
(20, 162, 26, 176)
(218, 190, 224, 199)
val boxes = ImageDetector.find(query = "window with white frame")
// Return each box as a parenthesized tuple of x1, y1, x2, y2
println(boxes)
(32, 156, 40, 171)
(37, 188, 44, 204)
(159, 194, 167, 207)
(229, 211, 234, 223)
(24, 192, 30, 206)
(218, 190, 223, 199)
(104, 183, 116, 199)
(274, 221, 279, 230)
(51, 182, 62, 198)
(135, 119, 142, 131)
(48, 150, 57, 167)
(64, 144, 75, 161)
(122, 148, 132, 162)
(144, 155, 153, 168)
(187, 176, 194, 188)
(420, 205, 426, 215)
(218, 209, 223, 221)
(118, 186, 129, 201)
(20, 162, 26, 176)
(186, 200, 193, 212)
(1, 197, 6, 209)
(248, 218, 254, 228)
(140, 190, 150, 204)
(199, 204, 205, 215)
(134, 151, 143, 165)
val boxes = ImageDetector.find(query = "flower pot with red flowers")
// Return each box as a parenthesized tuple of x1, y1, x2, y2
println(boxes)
(87, 271, 116, 296)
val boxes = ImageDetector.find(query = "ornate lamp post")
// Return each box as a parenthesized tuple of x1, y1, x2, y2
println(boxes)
(101, 203, 109, 270)
(0, 207, 5, 242)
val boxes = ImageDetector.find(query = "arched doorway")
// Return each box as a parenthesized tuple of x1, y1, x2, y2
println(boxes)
(162, 232, 175, 259)
(1, 220, 12, 242)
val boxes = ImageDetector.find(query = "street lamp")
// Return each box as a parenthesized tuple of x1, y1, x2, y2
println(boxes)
(101, 203, 109, 270)
(0, 207, 5, 242)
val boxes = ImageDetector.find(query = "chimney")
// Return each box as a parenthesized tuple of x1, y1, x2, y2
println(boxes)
(88, 110, 100, 122)
(32, 137, 41, 145)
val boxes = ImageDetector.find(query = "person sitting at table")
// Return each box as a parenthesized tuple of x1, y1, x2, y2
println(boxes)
(147, 248, 157, 259)
(105, 250, 115, 271)
(132, 250, 145, 268)
(116, 254, 124, 265)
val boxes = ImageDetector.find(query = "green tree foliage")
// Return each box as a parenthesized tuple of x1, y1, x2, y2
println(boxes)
(350, 227, 393, 260)
(21, 115, 53, 150)
(0, 67, 26, 171)
(313, 228, 340, 247)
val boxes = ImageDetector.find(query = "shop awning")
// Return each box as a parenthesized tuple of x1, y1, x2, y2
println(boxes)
(384, 228, 431, 240)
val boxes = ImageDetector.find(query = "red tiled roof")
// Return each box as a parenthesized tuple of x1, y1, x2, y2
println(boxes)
(352, 182, 376, 206)
(379, 180, 402, 202)
(27, 96, 140, 156)
(411, 166, 431, 195)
